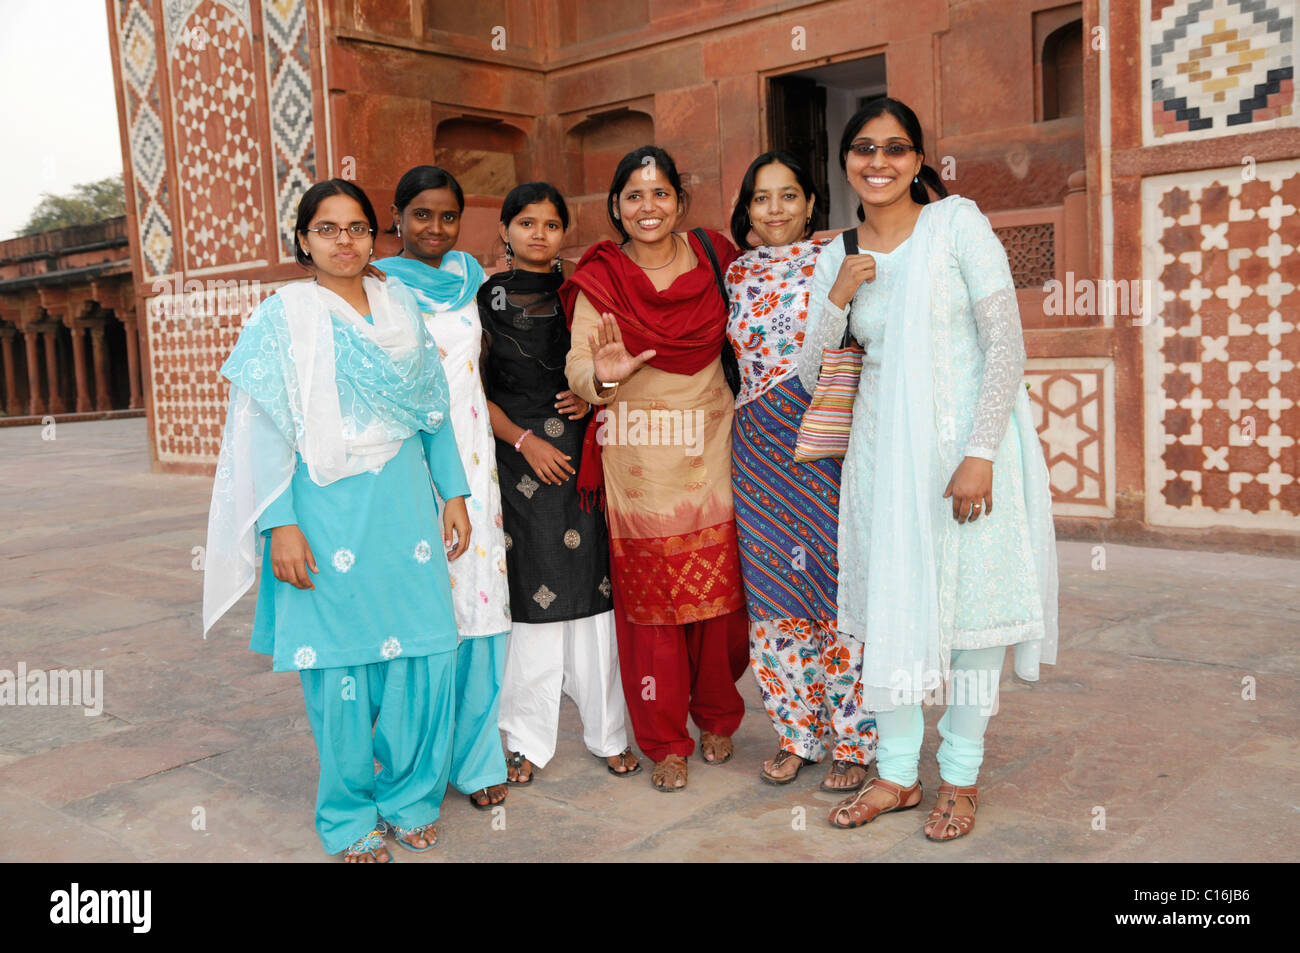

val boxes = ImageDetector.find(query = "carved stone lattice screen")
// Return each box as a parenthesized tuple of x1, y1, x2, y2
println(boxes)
(994, 223, 1056, 290)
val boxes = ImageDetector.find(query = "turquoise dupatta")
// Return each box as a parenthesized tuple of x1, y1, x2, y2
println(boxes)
(202, 275, 452, 636)
(374, 251, 486, 313)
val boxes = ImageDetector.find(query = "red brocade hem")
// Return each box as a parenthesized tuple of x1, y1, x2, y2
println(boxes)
(610, 521, 746, 625)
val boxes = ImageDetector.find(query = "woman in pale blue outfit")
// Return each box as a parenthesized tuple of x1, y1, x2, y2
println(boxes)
(202, 179, 474, 862)
(375, 166, 513, 810)
(799, 100, 1058, 840)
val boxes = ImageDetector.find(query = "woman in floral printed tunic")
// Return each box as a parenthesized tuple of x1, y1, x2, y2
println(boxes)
(725, 151, 877, 792)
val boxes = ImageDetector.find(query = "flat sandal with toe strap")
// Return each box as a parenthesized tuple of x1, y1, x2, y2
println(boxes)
(819, 758, 871, 793)
(601, 746, 643, 778)
(467, 787, 505, 810)
(344, 827, 395, 863)
(760, 749, 810, 786)
(827, 778, 923, 830)
(925, 782, 979, 841)
(391, 821, 438, 853)
(505, 750, 534, 785)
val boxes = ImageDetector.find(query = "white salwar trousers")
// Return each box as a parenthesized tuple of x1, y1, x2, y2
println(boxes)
(498, 610, 627, 768)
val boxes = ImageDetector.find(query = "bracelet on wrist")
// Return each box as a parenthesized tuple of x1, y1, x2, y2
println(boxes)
(513, 429, 533, 452)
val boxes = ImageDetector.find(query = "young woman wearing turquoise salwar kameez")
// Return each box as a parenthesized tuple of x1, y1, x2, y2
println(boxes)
(374, 166, 512, 811)
(202, 179, 473, 863)
(799, 100, 1059, 841)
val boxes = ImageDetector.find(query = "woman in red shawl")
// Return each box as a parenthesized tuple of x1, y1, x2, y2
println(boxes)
(561, 146, 748, 793)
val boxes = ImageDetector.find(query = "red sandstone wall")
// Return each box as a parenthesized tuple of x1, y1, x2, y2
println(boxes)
(104, 0, 1299, 553)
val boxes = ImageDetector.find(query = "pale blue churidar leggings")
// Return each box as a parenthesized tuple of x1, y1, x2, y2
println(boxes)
(873, 645, 1007, 789)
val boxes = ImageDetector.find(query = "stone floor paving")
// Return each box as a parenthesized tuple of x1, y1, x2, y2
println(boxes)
(1, 419, 1296, 862)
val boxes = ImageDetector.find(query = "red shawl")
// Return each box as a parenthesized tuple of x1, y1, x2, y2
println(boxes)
(559, 229, 739, 510)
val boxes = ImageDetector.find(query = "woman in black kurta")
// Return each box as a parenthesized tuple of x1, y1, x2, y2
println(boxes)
(478, 182, 638, 783)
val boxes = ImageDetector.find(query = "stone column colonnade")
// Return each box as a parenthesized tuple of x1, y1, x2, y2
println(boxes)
(0, 280, 143, 418)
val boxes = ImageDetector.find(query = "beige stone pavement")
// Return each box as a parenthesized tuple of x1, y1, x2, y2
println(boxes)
(0, 418, 1296, 863)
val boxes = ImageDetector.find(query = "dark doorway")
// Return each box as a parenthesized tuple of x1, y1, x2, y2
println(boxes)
(104, 317, 130, 409)
(767, 76, 829, 231)
(768, 55, 888, 231)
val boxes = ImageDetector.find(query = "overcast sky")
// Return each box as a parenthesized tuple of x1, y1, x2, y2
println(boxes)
(0, 0, 123, 240)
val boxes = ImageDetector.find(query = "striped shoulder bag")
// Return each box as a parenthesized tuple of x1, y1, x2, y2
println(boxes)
(793, 228, 865, 463)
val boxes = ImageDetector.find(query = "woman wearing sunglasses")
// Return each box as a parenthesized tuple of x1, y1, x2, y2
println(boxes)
(798, 99, 1058, 840)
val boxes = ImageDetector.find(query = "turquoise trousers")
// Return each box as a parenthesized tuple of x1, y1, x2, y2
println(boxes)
(450, 632, 510, 794)
(299, 652, 455, 855)
(874, 645, 1007, 788)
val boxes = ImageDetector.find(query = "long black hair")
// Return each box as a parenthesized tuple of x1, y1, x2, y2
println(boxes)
(293, 178, 379, 267)
(838, 97, 947, 218)
(729, 150, 821, 250)
(500, 181, 570, 228)
(388, 165, 465, 234)
(606, 145, 689, 243)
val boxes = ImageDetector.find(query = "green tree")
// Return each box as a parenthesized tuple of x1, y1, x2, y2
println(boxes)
(19, 174, 126, 236)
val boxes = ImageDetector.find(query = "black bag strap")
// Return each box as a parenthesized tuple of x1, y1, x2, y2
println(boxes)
(837, 227, 859, 349)
(692, 227, 729, 303)
(690, 228, 741, 396)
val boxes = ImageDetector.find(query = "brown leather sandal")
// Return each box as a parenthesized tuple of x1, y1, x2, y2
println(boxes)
(759, 749, 810, 785)
(827, 778, 923, 830)
(819, 759, 870, 793)
(699, 731, 734, 765)
(651, 754, 688, 792)
(924, 782, 979, 841)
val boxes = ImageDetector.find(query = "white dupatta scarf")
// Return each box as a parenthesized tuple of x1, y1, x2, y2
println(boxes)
(281, 278, 419, 482)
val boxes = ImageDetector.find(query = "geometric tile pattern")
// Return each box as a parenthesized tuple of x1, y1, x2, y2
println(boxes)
(116, 0, 174, 279)
(145, 282, 278, 464)
(1146, 0, 1297, 143)
(995, 223, 1057, 290)
(1142, 159, 1300, 529)
(1026, 358, 1115, 517)
(161, 0, 250, 53)
(169, 0, 266, 270)
(262, 0, 318, 261)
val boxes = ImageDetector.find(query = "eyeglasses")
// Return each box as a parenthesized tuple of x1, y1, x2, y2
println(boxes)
(848, 141, 918, 159)
(305, 222, 374, 240)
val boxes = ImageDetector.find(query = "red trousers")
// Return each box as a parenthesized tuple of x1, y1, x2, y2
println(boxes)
(611, 584, 749, 762)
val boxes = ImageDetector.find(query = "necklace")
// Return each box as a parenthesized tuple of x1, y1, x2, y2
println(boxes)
(627, 233, 679, 270)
